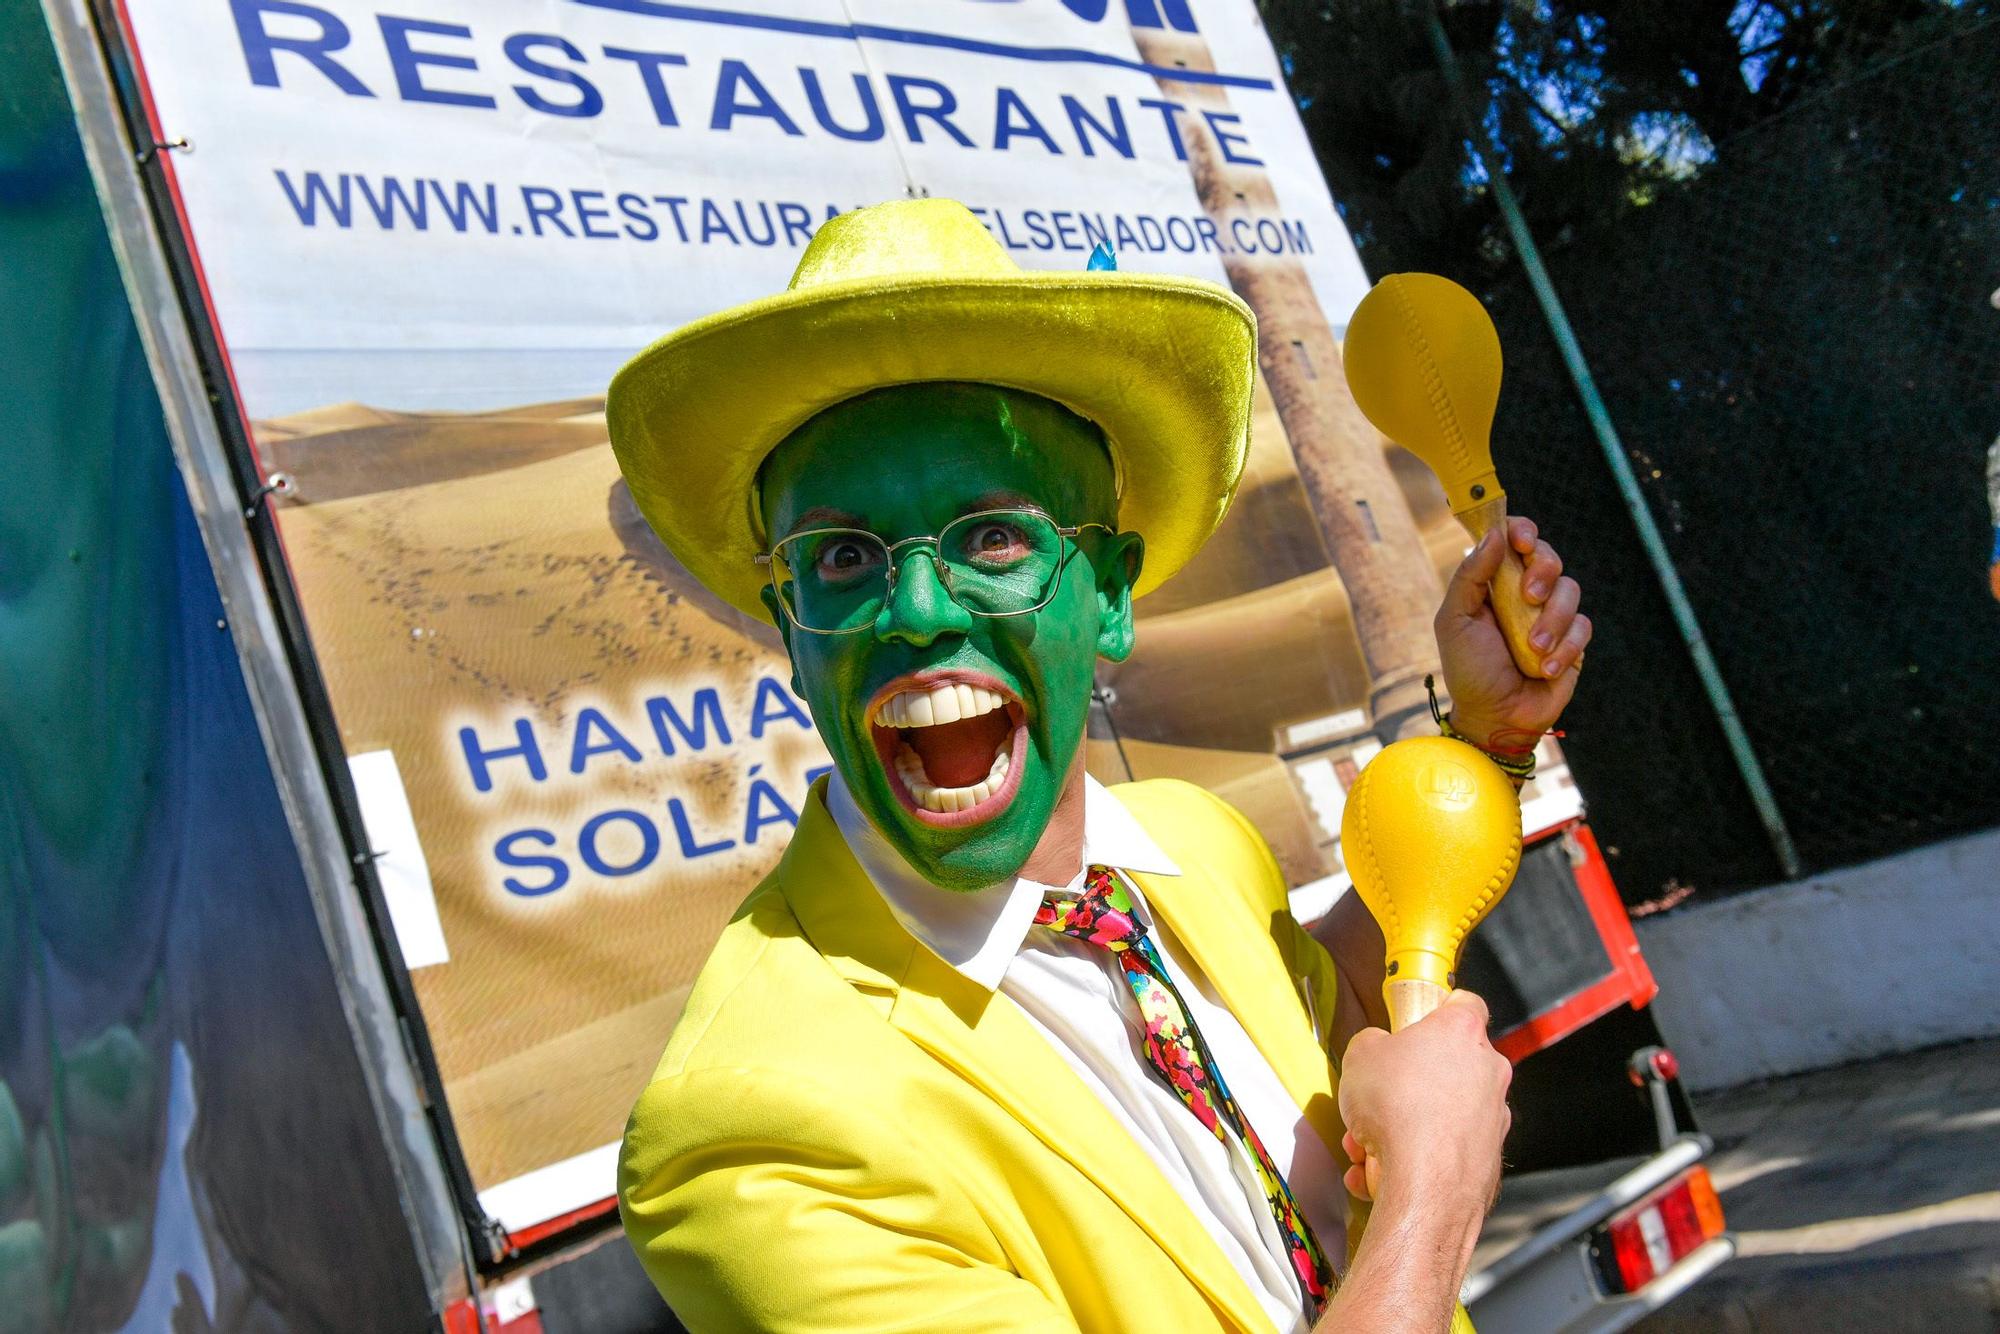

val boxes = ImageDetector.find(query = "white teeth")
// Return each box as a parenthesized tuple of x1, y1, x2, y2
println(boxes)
(876, 682, 1016, 814)
(894, 734, 1014, 814)
(872, 682, 1007, 730)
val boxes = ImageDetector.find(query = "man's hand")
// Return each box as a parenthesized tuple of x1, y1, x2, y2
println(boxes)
(1311, 893, 1390, 1047)
(1436, 517, 1590, 753)
(1314, 993, 1511, 1331)
(1337, 992, 1511, 1214)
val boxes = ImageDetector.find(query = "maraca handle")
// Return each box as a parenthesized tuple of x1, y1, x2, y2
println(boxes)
(1458, 495, 1546, 680)
(1385, 978, 1451, 1032)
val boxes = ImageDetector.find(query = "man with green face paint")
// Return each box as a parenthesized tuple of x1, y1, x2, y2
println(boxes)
(610, 200, 1590, 1334)
(756, 383, 1135, 895)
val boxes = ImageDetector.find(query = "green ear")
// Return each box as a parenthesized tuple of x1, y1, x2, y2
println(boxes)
(1093, 531, 1144, 664)
(758, 583, 807, 697)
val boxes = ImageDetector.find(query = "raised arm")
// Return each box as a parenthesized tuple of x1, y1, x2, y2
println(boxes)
(1434, 515, 1590, 778)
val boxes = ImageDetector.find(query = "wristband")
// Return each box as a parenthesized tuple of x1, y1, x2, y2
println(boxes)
(1426, 674, 1538, 782)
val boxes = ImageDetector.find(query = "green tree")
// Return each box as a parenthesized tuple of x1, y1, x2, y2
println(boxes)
(1259, 0, 1994, 288)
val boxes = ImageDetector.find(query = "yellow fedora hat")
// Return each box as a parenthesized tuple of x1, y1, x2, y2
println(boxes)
(606, 197, 1256, 623)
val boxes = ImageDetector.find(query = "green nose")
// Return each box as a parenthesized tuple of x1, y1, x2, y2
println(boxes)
(876, 546, 973, 647)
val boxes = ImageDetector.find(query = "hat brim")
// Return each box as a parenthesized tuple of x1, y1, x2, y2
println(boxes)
(607, 271, 1256, 623)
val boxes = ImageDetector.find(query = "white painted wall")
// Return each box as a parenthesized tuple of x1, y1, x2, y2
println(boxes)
(1634, 825, 2000, 1092)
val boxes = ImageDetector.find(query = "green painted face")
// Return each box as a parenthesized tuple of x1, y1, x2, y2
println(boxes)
(759, 383, 1142, 892)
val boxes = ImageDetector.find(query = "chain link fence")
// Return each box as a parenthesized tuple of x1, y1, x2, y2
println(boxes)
(1471, 17, 2000, 902)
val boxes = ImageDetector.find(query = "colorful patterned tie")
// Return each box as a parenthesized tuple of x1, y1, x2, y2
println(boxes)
(1036, 865, 1335, 1317)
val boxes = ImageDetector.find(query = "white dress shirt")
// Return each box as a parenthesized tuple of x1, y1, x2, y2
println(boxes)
(828, 773, 1343, 1334)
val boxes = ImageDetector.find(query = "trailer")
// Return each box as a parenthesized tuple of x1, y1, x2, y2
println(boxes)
(1451, 823, 1736, 1332)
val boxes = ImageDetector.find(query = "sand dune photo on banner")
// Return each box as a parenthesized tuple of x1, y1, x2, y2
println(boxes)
(254, 366, 1463, 1191)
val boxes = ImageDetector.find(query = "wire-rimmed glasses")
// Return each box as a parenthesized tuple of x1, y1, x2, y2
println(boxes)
(755, 507, 1113, 635)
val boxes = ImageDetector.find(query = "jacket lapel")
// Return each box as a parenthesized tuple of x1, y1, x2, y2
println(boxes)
(779, 786, 1271, 1334)
(770, 786, 917, 998)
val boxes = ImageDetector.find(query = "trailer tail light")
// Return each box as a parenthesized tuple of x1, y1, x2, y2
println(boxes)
(1593, 1166, 1725, 1294)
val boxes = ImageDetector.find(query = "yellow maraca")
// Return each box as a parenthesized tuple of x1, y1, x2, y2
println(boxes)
(1344, 273, 1545, 680)
(1340, 736, 1523, 1030)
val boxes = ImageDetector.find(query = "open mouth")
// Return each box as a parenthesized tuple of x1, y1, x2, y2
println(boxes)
(868, 673, 1028, 826)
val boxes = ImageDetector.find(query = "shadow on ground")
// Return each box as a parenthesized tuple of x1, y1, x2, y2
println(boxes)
(1638, 1037, 2000, 1332)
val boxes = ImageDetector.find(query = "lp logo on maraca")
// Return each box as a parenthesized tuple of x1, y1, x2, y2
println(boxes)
(1417, 760, 1479, 812)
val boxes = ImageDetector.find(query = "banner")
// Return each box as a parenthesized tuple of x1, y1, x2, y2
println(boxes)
(118, 0, 1485, 1230)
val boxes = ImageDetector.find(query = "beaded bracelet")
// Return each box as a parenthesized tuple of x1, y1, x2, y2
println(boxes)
(1426, 674, 1538, 782)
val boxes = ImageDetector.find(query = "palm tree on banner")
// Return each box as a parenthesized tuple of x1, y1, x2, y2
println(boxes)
(1130, 11, 1445, 738)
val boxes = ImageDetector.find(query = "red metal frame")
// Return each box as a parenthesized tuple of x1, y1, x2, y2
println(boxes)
(503, 1196, 621, 1254)
(441, 1298, 484, 1333)
(1492, 820, 1659, 1063)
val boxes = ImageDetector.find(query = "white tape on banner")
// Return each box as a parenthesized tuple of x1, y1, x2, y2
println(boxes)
(477, 1141, 620, 1234)
(347, 749, 452, 969)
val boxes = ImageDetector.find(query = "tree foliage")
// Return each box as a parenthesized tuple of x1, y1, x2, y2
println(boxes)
(1260, 0, 1997, 285)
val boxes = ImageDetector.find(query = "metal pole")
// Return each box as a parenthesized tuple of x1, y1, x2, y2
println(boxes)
(1419, 2, 1804, 881)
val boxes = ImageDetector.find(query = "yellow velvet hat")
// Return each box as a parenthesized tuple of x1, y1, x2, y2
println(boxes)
(606, 198, 1256, 622)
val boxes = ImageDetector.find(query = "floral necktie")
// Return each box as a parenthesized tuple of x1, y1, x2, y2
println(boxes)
(1036, 865, 1334, 1317)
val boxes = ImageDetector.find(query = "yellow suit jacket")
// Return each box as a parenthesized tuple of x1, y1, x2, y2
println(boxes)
(621, 777, 1466, 1333)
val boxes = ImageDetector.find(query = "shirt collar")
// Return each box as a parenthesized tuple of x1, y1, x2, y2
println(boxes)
(826, 770, 1181, 991)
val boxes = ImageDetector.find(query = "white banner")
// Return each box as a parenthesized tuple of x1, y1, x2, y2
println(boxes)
(128, 0, 1367, 413)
